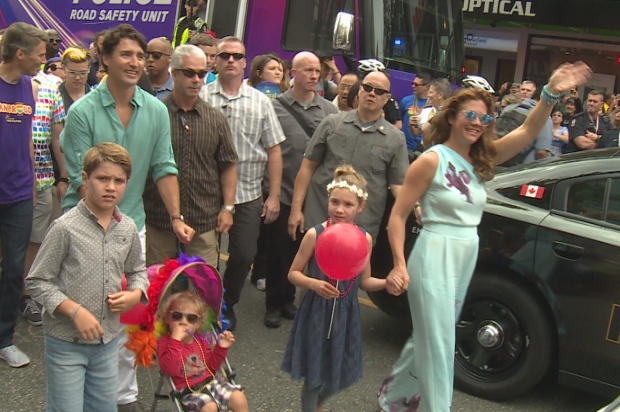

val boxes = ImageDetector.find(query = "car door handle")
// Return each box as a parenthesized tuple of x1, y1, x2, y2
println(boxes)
(552, 241, 585, 260)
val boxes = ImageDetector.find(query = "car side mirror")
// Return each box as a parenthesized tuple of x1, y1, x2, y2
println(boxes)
(333, 12, 354, 51)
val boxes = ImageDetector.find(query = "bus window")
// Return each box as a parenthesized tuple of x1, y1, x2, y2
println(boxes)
(360, 0, 463, 80)
(282, 0, 356, 55)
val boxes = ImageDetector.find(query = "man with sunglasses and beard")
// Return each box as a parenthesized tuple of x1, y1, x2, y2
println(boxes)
(145, 37, 173, 100)
(143, 44, 238, 269)
(289, 70, 409, 245)
(61, 24, 195, 412)
(199, 36, 284, 331)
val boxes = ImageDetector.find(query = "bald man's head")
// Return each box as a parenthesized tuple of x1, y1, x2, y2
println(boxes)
(148, 38, 172, 55)
(291, 51, 321, 94)
(146, 37, 172, 77)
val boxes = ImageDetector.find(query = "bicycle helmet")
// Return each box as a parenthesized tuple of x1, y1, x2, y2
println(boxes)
(461, 75, 495, 93)
(358, 59, 385, 73)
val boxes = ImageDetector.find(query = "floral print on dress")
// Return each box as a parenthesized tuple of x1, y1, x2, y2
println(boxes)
(378, 373, 421, 411)
(445, 162, 473, 203)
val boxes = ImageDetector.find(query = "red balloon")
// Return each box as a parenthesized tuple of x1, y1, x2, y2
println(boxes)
(315, 223, 370, 281)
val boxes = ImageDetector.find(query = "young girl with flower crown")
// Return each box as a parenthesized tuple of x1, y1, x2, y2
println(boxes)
(157, 291, 248, 412)
(281, 165, 387, 412)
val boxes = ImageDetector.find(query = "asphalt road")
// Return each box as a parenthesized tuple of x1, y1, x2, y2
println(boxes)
(0, 252, 615, 411)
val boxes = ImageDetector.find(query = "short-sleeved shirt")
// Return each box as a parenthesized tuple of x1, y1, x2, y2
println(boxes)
(0, 75, 35, 204)
(550, 126, 569, 156)
(33, 74, 66, 191)
(271, 90, 338, 206)
(400, 94, 428, 151)
(25, 200, 148, 345)
(200, 80, 285, 204)
(61, 81, 178, 230)
(523, 118, 553, 164)
(567, 112, 612, 153)
(143, 94, 238, 234)
(153, 74, 174, 101)
(303, 110, 409, 240)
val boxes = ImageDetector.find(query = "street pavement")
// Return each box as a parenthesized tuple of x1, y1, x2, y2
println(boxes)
(0, 253, 615, 411)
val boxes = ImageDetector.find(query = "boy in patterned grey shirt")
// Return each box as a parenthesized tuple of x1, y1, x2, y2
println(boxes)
(26, 143, 148, 412)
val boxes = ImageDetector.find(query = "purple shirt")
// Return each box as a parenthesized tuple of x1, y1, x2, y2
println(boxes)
(0, 75, 35, 203)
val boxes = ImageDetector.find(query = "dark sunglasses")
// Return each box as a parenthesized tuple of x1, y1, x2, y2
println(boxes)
(462, 110, 493, 126)
(217, 52, 245, 61)
(170, 311, 200, 324)
(361, 83, 389, 96)
(48, 64, 61, 72)
(177, 68, 208, 79)
(48, 39, 61, 44)
(146, 51, 170, 60)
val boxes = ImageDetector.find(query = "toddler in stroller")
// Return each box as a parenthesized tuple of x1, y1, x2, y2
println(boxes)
(125, 256, 248, 412)
(157, 291, 248, 412)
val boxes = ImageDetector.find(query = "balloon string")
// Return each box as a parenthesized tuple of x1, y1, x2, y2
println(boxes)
(327, 281, 338, 340)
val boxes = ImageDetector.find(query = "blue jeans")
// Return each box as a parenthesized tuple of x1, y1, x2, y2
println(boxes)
(0, 199, 33, 348)
(45, 335, 119, 412)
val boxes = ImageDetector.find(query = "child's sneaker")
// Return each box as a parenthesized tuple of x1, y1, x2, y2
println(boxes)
(256, 278, 266, 291)
(0, 345, 30, 368)
(20, 296, 42, 326)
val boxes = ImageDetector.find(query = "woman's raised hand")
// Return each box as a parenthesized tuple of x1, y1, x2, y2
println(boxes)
(547, 61, 592, 94)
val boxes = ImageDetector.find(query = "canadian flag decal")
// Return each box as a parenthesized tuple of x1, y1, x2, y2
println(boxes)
(520, 184, 545, 199)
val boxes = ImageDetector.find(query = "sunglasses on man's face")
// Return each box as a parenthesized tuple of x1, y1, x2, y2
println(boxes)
(177, 68, 208, 79)
(146, 51, 170, 60)
(461, 110, 493, 126)
(48, 64, 62, 72)
(360, 83, 389, 96)
(49, 39, 61, 44)
(169, 311, 200, 324)
(217, 52, 245, 61)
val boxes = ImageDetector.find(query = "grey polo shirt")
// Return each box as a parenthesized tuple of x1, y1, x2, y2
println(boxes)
(303, 110, 409, 240)
(270, 90, 338, 206)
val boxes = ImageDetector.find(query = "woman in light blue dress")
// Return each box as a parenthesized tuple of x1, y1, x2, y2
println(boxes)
(378, 63, 592, 412)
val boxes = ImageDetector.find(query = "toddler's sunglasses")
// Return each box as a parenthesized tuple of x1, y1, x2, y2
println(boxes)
(169, 311, 200, 324)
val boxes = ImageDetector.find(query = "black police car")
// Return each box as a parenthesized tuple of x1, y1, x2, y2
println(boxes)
(369, 149, 620, 401)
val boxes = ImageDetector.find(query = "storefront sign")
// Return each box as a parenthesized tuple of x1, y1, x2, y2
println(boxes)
(465, 30, 519, 53)
(463, 0, 535, 17)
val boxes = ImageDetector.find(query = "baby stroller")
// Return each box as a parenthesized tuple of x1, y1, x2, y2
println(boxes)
(124, 254, 235, 412)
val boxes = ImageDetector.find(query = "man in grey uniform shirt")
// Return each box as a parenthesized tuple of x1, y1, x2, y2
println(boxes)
(289, 70, 409, 242)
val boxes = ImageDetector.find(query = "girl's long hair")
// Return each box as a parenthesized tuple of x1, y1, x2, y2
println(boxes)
(426, 88, 497, 182)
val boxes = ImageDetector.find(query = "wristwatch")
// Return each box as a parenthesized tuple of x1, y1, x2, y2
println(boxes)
(222, 205, 235, 214)
(171, 214, 184, 223)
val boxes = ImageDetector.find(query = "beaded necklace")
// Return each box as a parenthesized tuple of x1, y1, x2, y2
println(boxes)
(324, 218, 356, 298)
(181, 335, 214, 394)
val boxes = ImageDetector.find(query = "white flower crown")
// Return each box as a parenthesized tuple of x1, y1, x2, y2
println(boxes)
(326, 180, 369, 201)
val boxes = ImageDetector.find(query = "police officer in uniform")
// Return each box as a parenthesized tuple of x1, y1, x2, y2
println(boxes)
(567, 90, 611, 152)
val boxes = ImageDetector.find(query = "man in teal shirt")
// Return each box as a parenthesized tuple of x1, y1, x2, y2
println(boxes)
(61, 24, 194, 412)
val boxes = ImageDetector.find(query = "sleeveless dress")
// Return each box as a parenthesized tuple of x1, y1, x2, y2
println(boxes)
(378, 144, 487, 412)
(282, 224, 364, 392)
